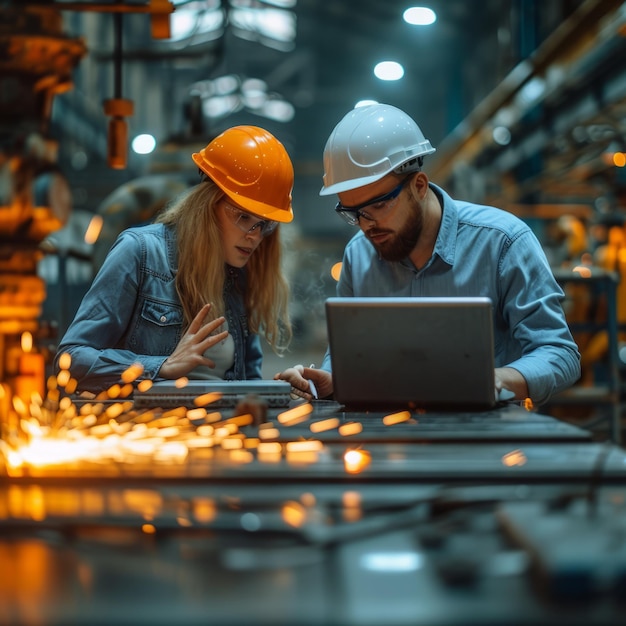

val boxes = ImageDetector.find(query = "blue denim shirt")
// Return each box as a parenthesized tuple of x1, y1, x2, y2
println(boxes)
(55, 222, 262, 392)
(321, 184, 581, 406)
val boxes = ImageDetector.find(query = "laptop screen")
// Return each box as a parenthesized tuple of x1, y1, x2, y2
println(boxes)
(325, 296, 496, 411)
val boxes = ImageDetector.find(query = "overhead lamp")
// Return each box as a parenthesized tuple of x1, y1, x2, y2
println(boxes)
(493, 126, 512, 146)
(131, 134, 157, 155)
(229, 5, 296, 51)
(517, 77, 545, 106)
(403, 7, 437, 26)
(167, 2, 224, 43)
(374, 61, 404, 81)
(192, 74, 293, 122)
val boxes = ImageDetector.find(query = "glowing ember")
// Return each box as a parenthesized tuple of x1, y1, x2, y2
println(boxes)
(343, 449, 371, 474)
(281, 500, 307, 527)
(338, 422, 363, 437)
(277, 403, 314, 425)
(310, 417, 340, 433)
(382, 411, 411, 426)
(502, 449, 527, 467)
(285, 441, 323, 452)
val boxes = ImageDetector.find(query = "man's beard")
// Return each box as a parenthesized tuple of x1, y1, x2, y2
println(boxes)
(365, 203, 423, 262)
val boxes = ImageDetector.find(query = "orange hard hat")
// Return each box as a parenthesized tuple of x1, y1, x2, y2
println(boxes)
(192, 125, 294, 223)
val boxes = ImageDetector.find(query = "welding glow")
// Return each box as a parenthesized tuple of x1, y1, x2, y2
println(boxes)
(258, 442, 282, 454)
(285, 440, 323, 452)
(343, 448, 371, 474)
(221, 437, 243, 450)
(84, 215, 103, 244)
(331, 262, 342, 282)
(281, 501, 307, 527)
(58, 352, 72, 371)
(137, 379, 153, 392)
(194, 391, 223, 406)
(613, 152, 626, 167)
(277, 402, 314, 425)
(21, 332, 33, 353)
(56, 370, 71, 387)
(502, 449, 527, 467)
(382, 411, 411, 426)
(338, 422, 363, 437)
(121, 363, 144, 383)
(343, 491, 361, 508)
(228, 449, 253, 463)
(310, 417, 339, 433)
(193, 498, 217, 523)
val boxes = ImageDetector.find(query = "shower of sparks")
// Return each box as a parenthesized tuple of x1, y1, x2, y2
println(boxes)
(0, 353, 437, 474)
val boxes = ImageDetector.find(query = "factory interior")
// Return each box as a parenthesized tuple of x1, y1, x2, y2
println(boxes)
(2, 0, 626, 624)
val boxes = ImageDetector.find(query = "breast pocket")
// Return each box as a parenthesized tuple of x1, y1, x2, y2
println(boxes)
(130, 299, 184, 353)
(141, 300, 183, 328)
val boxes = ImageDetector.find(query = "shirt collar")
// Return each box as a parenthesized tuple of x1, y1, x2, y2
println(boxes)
(429, 182, 458, 267)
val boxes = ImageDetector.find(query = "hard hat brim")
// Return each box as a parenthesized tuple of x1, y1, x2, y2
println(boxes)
(226, 191, 294, 223)
(319, 171, 390, 196)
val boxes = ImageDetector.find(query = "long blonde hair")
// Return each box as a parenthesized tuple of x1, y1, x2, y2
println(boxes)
(156, 180, 292, 354)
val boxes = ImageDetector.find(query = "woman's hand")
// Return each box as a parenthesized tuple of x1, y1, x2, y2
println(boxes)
(275, 364, 333, 401)
(159, 303, 228, 379)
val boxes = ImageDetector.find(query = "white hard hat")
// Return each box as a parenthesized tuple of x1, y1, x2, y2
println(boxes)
(320, 103, 436, 196)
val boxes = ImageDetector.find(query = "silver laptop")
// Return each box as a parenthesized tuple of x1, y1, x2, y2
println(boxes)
(133, 379, 292, 409)
(325, 296, 496, 411)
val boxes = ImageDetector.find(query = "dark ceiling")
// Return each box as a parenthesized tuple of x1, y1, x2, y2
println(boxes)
(7, 0, 626, 238)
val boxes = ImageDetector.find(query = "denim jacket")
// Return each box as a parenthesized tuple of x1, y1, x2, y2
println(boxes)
(55, 222, 263, 392)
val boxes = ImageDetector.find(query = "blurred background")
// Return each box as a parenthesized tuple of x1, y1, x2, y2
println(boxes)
(1, 0, 626, 417)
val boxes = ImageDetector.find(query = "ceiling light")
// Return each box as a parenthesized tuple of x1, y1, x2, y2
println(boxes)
(403, 7, 437, 26)
(131, 134, 156, 155)
(214, 74, 240, 95)
(167, 2, 224, 43)
(241, 78, 269, 110)
(517, 77, 545, 106)
(195, 75, 293, 122)
(256, 0, 297, 7)
(492, 126, 511, 146)
(202, 95, 243, 118)
(230, 6, 296, 50)
(374, 61, 404, 81)
(260, 99, 295, 122)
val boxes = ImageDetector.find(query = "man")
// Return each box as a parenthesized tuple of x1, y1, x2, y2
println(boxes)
(278, 103, 580, 406)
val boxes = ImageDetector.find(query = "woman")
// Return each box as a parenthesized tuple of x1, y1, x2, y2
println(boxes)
(55, 125, 294, 392)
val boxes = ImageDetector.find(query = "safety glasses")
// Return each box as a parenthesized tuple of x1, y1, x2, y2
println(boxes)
(222, 200, 278, 237)
(334, 174, 413, 226)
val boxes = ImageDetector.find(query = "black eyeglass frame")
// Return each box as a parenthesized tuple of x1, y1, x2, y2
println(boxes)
(334, 174, 415, 226)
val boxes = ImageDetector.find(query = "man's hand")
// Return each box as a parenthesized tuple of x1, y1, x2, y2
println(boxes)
(275, 364, 333, 401)
(495, 367, 529, 402)
(159, 303, 228, 379)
